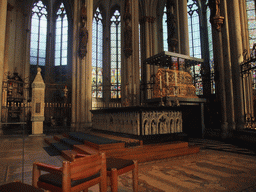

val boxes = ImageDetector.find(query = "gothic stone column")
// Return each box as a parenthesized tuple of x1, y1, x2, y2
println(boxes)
(178, 0, 189, 55)
(220, 0, 236, 133)
(209, 0, 229, 138)
(227, 0, 245, 130)
(0, 0, 8, 132)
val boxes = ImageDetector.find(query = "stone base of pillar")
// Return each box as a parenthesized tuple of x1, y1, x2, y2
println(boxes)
(79, 122, 92, 133)
(70, 122, 79, 132)
(32, 121, 44, 135)
(221, 122, 229, 140)
(236, 122, 245, 131)
(228, 121, 236, 130)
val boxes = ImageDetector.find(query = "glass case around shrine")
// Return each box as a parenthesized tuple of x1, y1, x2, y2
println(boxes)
(141, 51, 204, 103)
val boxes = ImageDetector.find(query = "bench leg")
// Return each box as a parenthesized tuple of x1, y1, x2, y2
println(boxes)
(132, 160, 138, 192)
(110, 168, 118, 192)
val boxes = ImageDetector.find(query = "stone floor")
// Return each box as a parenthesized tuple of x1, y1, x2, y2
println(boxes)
(0, 135, 256, 192)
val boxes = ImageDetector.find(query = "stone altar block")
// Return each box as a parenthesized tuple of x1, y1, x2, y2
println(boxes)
(31, 68, 45, 135)
(91, 106, 183, 136)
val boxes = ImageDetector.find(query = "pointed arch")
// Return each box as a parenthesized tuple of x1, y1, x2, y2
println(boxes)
(110, 6, 121, 99)
(30, 0, 48, 66)
(187, 0, 201, 58)
(54, 2, 68, 66)
(92, 7, 104, 98)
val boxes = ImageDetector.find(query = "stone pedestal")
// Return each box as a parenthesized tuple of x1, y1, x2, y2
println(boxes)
(31, 68, 45, 135)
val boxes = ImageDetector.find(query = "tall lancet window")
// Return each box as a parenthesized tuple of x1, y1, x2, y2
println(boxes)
(55, 3, 68, 66)
(207, 5, 215, 94)
(246, 0, 256, 49)
(110, 9, 121, 99)
(187, 0, 202, 95)
(187, 0, 201, 59)
(30, 0, 48, 66)
(246, 0, 256, 89)
(162, 5, 168, 51)
(92, 7, 103, 98)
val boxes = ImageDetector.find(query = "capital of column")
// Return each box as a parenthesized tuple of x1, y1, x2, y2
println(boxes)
(212, 15, 224, 32)
(209, 0, 224, 32)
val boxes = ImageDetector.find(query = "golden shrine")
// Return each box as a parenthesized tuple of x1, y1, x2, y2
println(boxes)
(153, 68, 198, 99)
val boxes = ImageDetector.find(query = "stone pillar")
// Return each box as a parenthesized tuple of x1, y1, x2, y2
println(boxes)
(73, 0, 93, 132)
(209, 0, 228, 138)
(84, 0, 93, 129)
(31, 68, 45, 135)
(178, 0, 189, 55)
(227, 0, 245, 130)
(220, 0, 236, 132)
(199, 1, 211, 98)
(166, 0, 178, 52)
(71, 0, 79, 131)
(122, 0, 140, 106)
(239, 0, 254, 119)
(0, 0, 8, 132)
(140, 15, 156, 101)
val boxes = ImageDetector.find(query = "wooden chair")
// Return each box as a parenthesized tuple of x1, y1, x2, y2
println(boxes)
(32, 153, 107, 192)
(106, 158, 138, 192)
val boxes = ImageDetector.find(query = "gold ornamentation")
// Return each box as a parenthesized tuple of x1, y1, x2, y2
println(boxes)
(153, 68, 198, 99)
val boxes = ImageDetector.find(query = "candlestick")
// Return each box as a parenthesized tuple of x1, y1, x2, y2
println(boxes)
(166, 71, 169, 86)
(174, 72, 177, 86)
(159, 75, 162, 90)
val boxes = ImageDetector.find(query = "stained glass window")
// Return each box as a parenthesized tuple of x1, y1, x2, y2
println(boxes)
(187, 0, 203, 95)
(246, 0, 256, 89)
(110, 9, 121, 99)
(30, 0, 48, 66)
(55, 3, 68, 66)
(92, 7, 103, 98)
(187, 0, 201, 59)
(246, 0, 256, 49)
(162, 5, 168, 51)
(207, 5, 215, 94)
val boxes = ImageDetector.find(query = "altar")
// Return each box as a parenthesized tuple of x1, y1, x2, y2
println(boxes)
(91, 51, 206, 138)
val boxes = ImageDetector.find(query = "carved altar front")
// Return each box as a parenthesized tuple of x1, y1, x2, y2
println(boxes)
(91, 107, 182, 136)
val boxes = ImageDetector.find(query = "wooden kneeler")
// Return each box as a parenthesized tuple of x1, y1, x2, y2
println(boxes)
(106, 158, 138, 192)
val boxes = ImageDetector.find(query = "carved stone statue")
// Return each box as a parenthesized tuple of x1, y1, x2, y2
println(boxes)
(79, 4, 88, 58)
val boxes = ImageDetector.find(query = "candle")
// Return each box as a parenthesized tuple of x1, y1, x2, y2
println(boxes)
(159, 75, 162, 90)
(166, 71, 169, 86)
(174, 72, 177, 86)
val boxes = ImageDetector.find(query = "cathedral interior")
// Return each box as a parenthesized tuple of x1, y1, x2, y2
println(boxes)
(1, 0, 256, 191)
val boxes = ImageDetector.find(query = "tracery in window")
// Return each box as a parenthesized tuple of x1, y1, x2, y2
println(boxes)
(55, 2, 68, 66)
(187, 0, 201, 59)
(92, 7, 103, 98)
(110, 9, 121, 99)
(162, 5, 168, 51)
(30, 0, 48, 66)
(187, 0, 203, 95)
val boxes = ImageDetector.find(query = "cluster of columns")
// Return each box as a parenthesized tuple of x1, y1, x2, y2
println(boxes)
(71, 0, 94, 131)
(210, 0, 252, 138)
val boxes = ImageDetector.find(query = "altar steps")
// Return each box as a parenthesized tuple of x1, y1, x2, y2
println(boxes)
(44, 132, 200, 163)
(105, 141, 200, 162)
